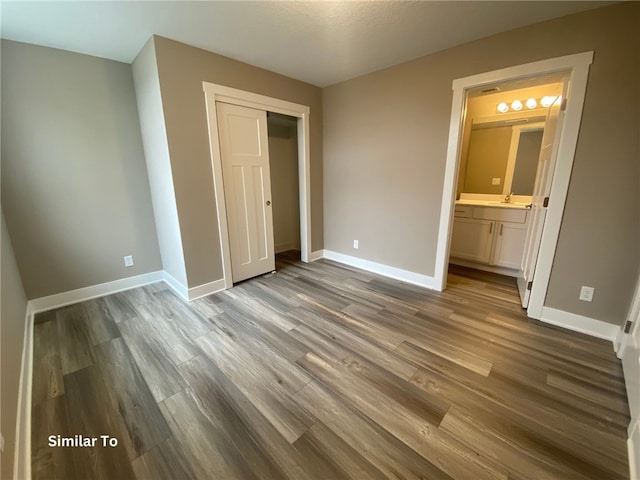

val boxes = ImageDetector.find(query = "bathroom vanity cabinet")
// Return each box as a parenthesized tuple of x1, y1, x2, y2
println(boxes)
(450, 204, 528, 272)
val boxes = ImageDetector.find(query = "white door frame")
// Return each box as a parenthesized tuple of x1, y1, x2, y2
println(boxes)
(618, 272, 640, 480)
(203, 82, 312, 289)
(435, 52, 593, 320)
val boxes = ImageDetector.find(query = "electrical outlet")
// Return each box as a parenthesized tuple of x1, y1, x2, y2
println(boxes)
(579, 286, 594, 302)
(0, 432, 4, 453)
(353, 240, 359, 249)
(124, 255, 134, 267)
(492, 177, 501, 185)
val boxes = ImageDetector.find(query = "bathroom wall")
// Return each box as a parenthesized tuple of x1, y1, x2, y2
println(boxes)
(457, 83, 563, 196)
(463, 126, 513, 194)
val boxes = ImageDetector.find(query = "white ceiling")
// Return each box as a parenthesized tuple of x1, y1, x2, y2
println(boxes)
(0, 1, 613, 87)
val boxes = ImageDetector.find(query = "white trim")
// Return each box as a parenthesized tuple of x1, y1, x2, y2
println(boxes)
(436, 52, 594, 322)
(28, 271, 164, 313)
(162, 270, 189, 301)
(308, 250, 325, 262)
(13, 310, 33, 480)
(617, 272, 640, 358)
(203, 82, 312, 290)
(539, 306, 620, 343)
(186, 279, 226, 301)
(615, 327, 626, 355)
(526, 56, 592, 319)
(323, 250, 438, 290)
(629, 423, 640, 480)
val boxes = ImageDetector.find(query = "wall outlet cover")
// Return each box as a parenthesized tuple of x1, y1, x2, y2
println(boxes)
(124, 255, 134, 267)
(353, 240, 359, 249)
(492, 177, 501, 185)
(579, 286, 594, 302)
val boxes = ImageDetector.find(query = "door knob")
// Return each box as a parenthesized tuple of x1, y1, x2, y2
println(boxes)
(266, 200, 271, 206)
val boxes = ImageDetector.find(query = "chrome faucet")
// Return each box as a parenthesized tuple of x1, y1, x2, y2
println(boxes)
(503, 192, 514, 203)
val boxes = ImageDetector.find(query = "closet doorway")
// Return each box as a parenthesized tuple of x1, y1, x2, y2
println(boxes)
(203, 83, 311, 289)
(267, 112, 301, 257)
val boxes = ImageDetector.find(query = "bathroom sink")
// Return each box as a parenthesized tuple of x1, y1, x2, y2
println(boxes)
(456, 199, 530, 208)
(486, 201, 530, 208)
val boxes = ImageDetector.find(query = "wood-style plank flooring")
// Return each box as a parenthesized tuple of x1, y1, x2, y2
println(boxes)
(31, 252, 630, 479)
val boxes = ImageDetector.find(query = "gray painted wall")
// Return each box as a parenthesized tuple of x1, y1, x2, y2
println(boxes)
(268, 119, 301, 253)
(1, 211, 28, 479)
(132, 39, 188, 287)
(323, 2, 639, 325)
(152, 36, 323, 288)
(1, 40, 162, 299)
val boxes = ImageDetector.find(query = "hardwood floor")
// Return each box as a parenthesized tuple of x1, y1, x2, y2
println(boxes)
(31, 252, 630, 479)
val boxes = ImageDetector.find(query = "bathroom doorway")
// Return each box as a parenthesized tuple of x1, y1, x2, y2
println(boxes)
(434, 52, 593, 320)
(448, 75, 566, 308)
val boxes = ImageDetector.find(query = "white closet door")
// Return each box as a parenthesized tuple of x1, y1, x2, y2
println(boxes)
(216, 102, 275, 282)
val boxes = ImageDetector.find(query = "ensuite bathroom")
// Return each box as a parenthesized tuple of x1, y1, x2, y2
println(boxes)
(449, 74, 565, 305)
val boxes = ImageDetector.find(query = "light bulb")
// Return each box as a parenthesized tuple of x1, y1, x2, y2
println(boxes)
(497, 102, 509, 113)
(541, 96, 556, 107)
(526, 98, 537, 109)
(511, 100, 523, 111)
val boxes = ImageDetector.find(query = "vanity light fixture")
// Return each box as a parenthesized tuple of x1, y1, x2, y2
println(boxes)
(497, 102, 509, 113)
(496, 95, 560, 113)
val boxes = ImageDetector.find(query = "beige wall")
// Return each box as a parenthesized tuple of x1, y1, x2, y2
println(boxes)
(132, 39, 188, 286)
(152, 36, 323, 288)
(463, 126, 513, 194)
(1, 211, 28, 479)
(323, 2, 639, 325)
(1, 40, 162, 298)
(268, 119, 301, 253)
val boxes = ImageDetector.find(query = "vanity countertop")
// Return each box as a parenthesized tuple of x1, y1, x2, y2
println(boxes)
(455, 199, 530, 210)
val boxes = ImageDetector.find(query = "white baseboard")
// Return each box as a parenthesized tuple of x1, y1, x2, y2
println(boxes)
(308, 250, 325, 262)
(615, 327, 626, 357)
(629, 424, 640, 480)
(163, 272, 226, 301)
(322, 249, 438, 290)
(13, 310, 33, 480)
(539, 306, 620, 343)
(27, 269, 225, 316)
(162, 271, 189, 301)
(28, 271, 164, 314)
(186, 279, 226, 301)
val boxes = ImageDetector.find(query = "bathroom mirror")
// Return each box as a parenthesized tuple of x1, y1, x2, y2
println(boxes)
(461, 118, 545, 196)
